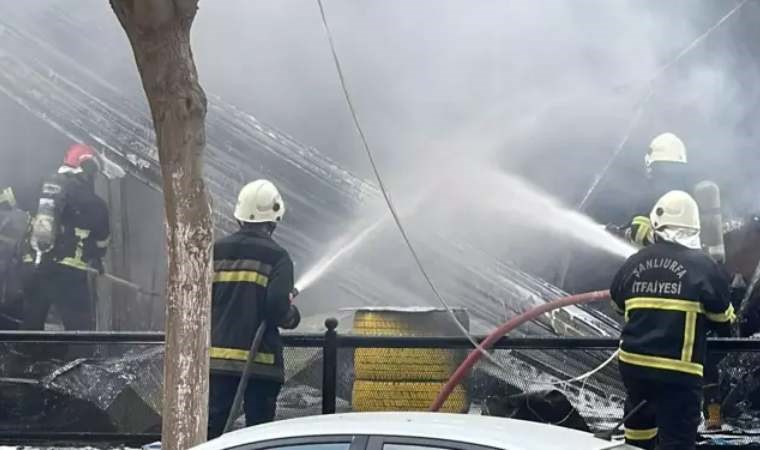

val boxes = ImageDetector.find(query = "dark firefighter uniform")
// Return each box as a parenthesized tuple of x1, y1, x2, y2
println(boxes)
(208, 225, 300, 438)
(611, 241, 735, 449)
(0, 188, 30, 329)
(22, 170, 110, 332)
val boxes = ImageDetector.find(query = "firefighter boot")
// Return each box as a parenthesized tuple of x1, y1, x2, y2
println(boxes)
(705, 403, 723, 430)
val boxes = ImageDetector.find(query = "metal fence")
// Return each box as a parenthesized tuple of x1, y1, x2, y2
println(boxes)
(1, 322, 760, 447)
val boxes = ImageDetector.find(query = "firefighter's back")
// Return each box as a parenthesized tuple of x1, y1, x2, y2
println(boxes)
(52, 174, 110, 269)
(210, 227, 291, 381)
(613, 241, 734, 385)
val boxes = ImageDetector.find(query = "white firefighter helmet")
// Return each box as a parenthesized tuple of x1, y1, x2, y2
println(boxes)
(650, 190, 700, 232)
(645, 132, 687, 170)
(234, 179, 285, 223)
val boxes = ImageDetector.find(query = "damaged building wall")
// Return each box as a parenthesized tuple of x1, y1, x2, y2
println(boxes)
(97, 176, 167, 331)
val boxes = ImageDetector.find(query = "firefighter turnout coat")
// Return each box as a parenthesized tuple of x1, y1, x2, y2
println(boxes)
(30, 170, 110, 270)
(611, 241, 735, 385)
(210, 226, 301, 383)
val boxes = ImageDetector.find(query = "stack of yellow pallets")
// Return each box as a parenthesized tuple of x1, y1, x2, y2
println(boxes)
(351, 308, 470, 413)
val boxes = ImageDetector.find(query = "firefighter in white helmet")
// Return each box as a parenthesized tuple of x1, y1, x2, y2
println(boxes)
(645, 132, 688, 174)
(639, 134, 731, 428)
(606, 133, 734, 428)
(208, 179, 300, 438)
(610, 191, 735, 449)
(623, 132, 692, 247)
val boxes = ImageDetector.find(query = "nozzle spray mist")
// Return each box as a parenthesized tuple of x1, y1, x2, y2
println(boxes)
(294, 216, 387, 293)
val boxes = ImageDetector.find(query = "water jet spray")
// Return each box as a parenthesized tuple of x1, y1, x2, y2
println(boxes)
(294, 216, 388, 293)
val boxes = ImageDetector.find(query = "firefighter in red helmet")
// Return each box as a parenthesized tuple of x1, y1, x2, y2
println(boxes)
(22, 143, 110, 334)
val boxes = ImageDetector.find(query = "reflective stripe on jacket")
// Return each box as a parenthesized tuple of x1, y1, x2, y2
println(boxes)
(210, 226, 299, 383)
(611, 241, 734, 385)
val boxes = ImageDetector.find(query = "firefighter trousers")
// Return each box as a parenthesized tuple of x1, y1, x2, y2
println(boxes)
(622, 372, 701, 450)
(21, 264, 94, 359)
(208, 373, 282, 439)
(22, 263, 95, 331)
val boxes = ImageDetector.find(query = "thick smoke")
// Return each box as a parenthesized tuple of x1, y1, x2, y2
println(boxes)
(4, 0, 756, 210)
(187, 0, 759, 221)
(1, 1, 758, 321)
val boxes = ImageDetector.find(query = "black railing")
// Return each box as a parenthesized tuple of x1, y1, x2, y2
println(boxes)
(2, 329, 758, 351)
(322, 318, 339, 415)
(0, 330, 166, 344)
(2, 320, 760, 447)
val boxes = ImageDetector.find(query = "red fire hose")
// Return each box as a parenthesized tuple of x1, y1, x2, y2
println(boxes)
(429, 289, 611, 412)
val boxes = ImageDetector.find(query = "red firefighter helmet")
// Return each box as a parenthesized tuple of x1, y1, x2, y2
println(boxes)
(63, 144, 101, 172)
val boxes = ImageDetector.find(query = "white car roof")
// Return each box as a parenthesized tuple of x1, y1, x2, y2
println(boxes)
(194, 413, 628, 450)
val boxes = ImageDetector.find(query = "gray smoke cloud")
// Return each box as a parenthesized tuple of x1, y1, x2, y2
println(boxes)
(189, 0, 759, 217)
(5, 0, 756, 212)
(1, 0, 758, 312)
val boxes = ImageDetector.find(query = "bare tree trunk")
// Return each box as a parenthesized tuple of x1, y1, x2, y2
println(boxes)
(110, 1, 213, 449)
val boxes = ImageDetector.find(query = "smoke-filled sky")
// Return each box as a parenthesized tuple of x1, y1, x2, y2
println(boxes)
(1, 0, 759, 323)
(190, 0, 760, 221)
(0, 0, 758, 252)
(203, 0, 754, 220)
(3, 0, 759, 220)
